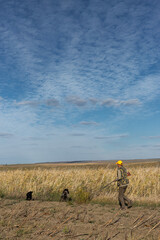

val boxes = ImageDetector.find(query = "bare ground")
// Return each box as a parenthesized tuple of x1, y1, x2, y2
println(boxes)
(0, 199, 159, 240)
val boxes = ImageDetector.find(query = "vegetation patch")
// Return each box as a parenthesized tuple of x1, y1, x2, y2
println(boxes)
(0, 160, 159, 205)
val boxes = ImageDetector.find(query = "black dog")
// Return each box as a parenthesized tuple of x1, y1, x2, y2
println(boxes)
(26, 191, 33, 200)
(60, 189, 72, 202)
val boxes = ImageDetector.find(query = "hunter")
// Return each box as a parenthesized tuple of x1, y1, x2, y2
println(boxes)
(116, 160, 132, 210)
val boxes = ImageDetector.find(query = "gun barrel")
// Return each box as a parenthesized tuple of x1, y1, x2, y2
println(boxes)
(101, 179, 117, 189)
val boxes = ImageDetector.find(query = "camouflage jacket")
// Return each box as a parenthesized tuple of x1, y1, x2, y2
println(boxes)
(117, 166, 129, 187)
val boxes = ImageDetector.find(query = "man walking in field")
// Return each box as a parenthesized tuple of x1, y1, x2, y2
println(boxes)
(116, 160, 132, 210)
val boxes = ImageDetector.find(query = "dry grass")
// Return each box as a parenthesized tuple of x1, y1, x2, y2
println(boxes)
(0, 160, 159, 206)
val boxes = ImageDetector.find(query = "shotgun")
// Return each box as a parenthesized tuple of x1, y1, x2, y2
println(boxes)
(92, 179, 118, 198)
(100, 179, 118, 190)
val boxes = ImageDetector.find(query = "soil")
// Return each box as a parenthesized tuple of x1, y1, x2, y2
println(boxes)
(0, 199, 159, 240)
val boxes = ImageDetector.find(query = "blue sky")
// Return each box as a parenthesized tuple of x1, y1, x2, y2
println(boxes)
(0, 0, 160, 164)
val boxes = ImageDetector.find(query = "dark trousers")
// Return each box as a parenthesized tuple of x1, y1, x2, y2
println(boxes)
(118, 186, 132, 209)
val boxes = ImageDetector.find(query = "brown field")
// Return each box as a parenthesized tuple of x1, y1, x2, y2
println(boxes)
(0, 199, 159, 240)
(0, 159, 159, 239)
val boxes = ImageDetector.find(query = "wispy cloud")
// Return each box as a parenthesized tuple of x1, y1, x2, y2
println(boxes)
(0, 133, 14, 138)
(15, 99, 60, 107)
(14, 97, 141, 110)
(15, 101, 39, 107)
(23, 137, 45, 141)
(136, 143, 160, 149)
(80, 121, 99, 126)
(148, 136, 160, 139)
(71, 145, 94, 149)
(70, 133, 86, 136)
(89, 98, 98, 105)
(95, 134, 129, 140)
(66, 96, 87, 107)
(102, 98, 141, 107)
(45, 99, 60, 107)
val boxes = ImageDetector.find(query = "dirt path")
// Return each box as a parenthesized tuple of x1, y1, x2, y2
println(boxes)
(0, 199, 159, 240)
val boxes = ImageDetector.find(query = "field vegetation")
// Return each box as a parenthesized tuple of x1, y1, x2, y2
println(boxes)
(0, 159, 159, 206)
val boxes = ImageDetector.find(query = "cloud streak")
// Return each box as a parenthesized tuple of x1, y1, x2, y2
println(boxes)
(148, 136, 160, 139)
(80, 121, 99, 126)
(15, 97, 141, 109)
(0, 133, 14, 138)
(95, 134, 129, 140)
(15, 99, 60, 107)
(66, 96, 87, 107)
(70, 133, 86, 136)
(101, 98, 141, 107)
